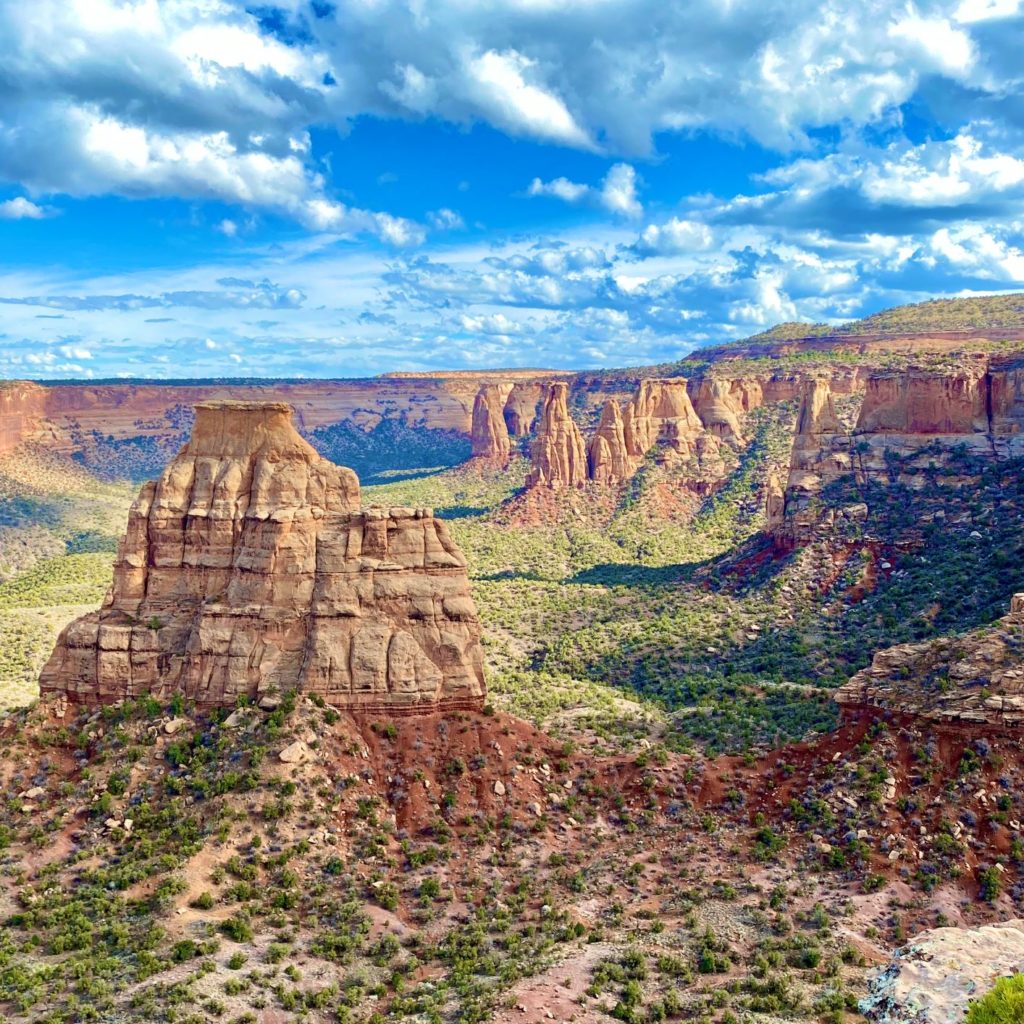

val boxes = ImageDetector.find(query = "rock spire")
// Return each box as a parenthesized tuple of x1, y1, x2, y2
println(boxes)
(525, 382, 588, 489)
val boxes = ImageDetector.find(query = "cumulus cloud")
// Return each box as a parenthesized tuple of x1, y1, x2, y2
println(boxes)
(528, 163, 642, 217)
(0, 197, 52, 220)
(0, 278, 307, 312)
(427, 208, 466, 230)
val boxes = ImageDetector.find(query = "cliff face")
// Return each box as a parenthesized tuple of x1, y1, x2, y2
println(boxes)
(770, 379, 856, 548)
(525, 382, 588, 489)
(856, 367, 989, 434)
(39, 401, 486, 712)
(503, 381, 546, 436)
(470, 383, 513, 460)
(691, 377, 745, 444)
(835, 595, 1024, 726)
(0, 381, 47, 455)
(588, 399, 633, 486)
(769, 361, 1024, 548)
(623, 379, 705, 459)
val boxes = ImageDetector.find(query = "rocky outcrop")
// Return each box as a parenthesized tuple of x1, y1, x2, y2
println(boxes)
(692, 377, 745, 444)
(39, 400, 486, 712)
(764, 471, 785, 532)
(861, 920, 1024, 1024)
(504, 382, 546, 436)
(588, 400, 633, 485)
(856, 367, 989, 434)
(770, 363, 1024, 548)
(988, 358, 1024, 441)
(0, 381, 47, 455)
(835, 595, 1024, 726)
(771, 379, 855, 548)
(525, 383, 588, 489)
(524, 382, 589, 489)
(623, 379, 705, 459)
(470, 383, 513, 460)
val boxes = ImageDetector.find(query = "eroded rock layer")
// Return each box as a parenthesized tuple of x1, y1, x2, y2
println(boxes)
(771, 361, 1024, 547)
(835, 595, 1024, 726)
(525, 382, 588, 489)
(470, 383, 513, 460)
(39, 401, 486, 712)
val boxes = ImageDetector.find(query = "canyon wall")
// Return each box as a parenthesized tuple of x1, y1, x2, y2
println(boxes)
(39, 401, 487, 712)
(770, 360, 1024, 548)
(0, 381, 47, 456)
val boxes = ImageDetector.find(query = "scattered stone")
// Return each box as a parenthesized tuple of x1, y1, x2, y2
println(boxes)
(278, 741, 312, 764)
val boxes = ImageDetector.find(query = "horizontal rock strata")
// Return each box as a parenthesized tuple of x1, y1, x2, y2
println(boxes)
(835, 595, 1024, 726)
(39, 400, 486, 712)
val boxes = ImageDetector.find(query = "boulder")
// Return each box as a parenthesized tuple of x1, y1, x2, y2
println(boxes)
(862, 920, 1024, 1024)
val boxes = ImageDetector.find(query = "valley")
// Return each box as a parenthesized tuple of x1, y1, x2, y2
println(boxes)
(2, 294, 1024, 1023)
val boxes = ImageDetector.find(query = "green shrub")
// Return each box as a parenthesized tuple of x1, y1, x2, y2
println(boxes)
(968, 975, 1024, 1024)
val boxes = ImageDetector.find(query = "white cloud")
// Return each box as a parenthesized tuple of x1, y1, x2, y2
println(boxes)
(598, 164, 642, 219)
(527, 163, 642, 217)
(889, 10, 975, 76)
(467, 50, 592, 148)
(0, 197, 51, 220)
(217, 218, 238, 237)
(634, 218, 715, 255)
(527, 176, 590, 203)
(428, 208, 466, 230)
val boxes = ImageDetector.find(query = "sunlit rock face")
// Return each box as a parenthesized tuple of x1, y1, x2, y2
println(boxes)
(525, 382, 588, 489)
(470, 383, 514, 461)
(770, 361, 1024, 549)
(588, 399, 633, 486)
(40, 401, 486, 712)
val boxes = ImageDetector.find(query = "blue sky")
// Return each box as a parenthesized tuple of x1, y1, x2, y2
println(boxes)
(1, 0, 1024, 379)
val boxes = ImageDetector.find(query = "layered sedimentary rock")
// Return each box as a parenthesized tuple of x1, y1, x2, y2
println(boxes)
(525, 383, 588, 489)
(770, 363, 1024, 548)
(835, 595, 1024, 726)
(0, 381, 47, 456)
(588, 400, 633, 485)
(692, 377, 745, 444)
(771, 379, 856, 548)
(503, 381, 546, 436)
(470, 383, 514, 460)
(39, 401, 486, 712)
(990, 359, 1024, 438)
(623, 379, 705, 459)
(856, 366, 989, 434)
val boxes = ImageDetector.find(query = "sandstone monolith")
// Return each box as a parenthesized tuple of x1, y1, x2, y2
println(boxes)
(471, 383, 513, 461)
(40, 401, 486, 712)
(525, 383, 587, 489)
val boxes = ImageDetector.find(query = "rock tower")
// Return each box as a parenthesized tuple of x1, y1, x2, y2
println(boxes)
(40, 401, 486, 712)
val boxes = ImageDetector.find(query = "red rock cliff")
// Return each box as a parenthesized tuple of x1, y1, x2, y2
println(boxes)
(39, 401, 487, 712)
(0, 381, 47, 455)
(525, 383, 588, 489)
